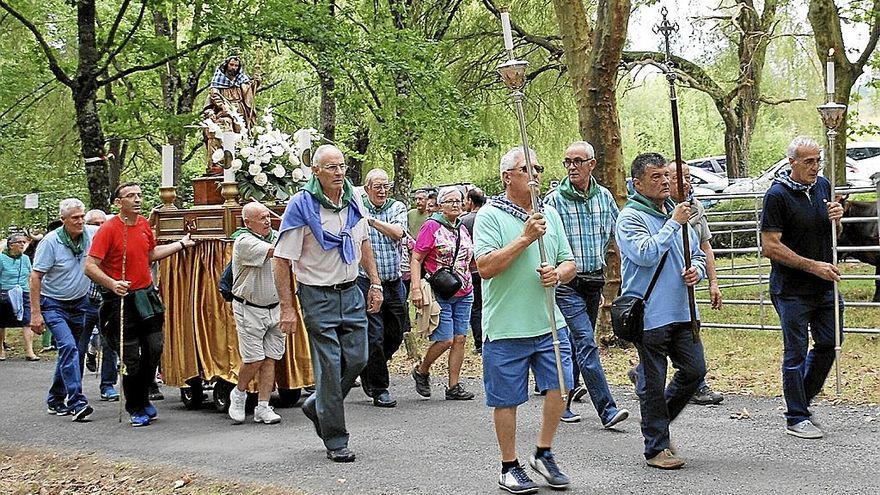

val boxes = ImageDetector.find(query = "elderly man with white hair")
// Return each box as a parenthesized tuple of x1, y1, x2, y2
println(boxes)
(410, 185, 475, 401)
(474, 146, 577, 493)
(29, 198, 100, 421)
(357, 168, 409, 408)
(274, 144, 382, 463)
(227, 202, 284, 425)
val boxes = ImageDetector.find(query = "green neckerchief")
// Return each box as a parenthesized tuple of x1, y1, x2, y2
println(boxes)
(623, 192, 675, 219)
(230, 227, 275, 243)
(55, 226, 85, 256)
(1, 248, 15, 258)
(362, 195, 397, 214)
(302, 175, 354, 212)
(429, 212, 460, 230)
(558, 176, 599, 202)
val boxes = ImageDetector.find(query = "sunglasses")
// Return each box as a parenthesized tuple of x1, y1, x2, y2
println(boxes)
(515, 165, 545, 174)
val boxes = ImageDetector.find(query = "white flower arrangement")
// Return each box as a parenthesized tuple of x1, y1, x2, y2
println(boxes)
(200, 106, 313, 202)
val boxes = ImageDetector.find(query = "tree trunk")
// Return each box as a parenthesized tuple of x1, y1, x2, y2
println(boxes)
(76, 0, 110, 210)
(345, 125, 369, 185)
(392, 147, 413, 200)
(551, 0, 631, 344)
(318, 69, 337, 142)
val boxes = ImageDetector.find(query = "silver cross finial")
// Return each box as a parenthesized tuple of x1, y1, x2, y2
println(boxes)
(653, 6, 679, 66)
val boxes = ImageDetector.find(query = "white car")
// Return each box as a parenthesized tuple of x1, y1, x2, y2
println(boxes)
(687, 166, 730, 193)
(846, 141, 880, 184)
(723, 153, 871, 194)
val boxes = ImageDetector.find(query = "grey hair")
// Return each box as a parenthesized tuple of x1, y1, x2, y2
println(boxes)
(437, 186, 464, 203)
(568, 141, 595, 159)
(364, 168, 389, 188)
(787, 136, 820, 159)
(58, 198, 85, 218)
(312, 144, 343, 168)
(84, 209, 106, 224)
(499, 146, 538, 174)
(241, 201, 269, 220)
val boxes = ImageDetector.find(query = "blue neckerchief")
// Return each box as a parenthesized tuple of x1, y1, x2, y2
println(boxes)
(279, 190, 363, 264)
(774, 169, 814, 192)
(209, 63, 252, 89)
(489, 194, 535, 222)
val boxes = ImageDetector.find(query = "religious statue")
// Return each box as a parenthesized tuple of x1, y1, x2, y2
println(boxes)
(201, 56, 260, 174)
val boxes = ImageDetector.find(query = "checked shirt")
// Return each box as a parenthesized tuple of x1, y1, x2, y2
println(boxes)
(543, 184, 618, 273)
(361, 199, 408, 281)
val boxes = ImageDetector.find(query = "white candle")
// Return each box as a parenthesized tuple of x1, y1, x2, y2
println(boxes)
(294, 128, 312, 153)
(223, 166, 236, 183)
(161, 145, 174, 187)
(221, 131, 238, 152)
(827, 48, 835, 95)
(501, 11, 514, 51)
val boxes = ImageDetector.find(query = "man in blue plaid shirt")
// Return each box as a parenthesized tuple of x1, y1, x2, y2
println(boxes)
(543, 141, 629, 428)
(357, 169, 409, 408)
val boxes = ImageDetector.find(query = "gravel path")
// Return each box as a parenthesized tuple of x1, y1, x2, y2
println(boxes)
(1, 358, 878, 494)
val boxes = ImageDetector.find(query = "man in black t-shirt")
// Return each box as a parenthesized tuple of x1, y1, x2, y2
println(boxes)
(760, 136, 844, 440)
(459, 187, 485, 354)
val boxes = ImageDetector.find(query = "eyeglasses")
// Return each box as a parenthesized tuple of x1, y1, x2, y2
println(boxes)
(322, 163, 348, 173)
(441, 200, 462, 205)
(8, 240, 25, 245)
(371, 183, 391, 191)
(516, 165, 545, 174)
(562, 157, 593, 168)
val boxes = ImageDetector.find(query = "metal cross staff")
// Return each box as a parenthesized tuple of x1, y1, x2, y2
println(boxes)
(496, 8, 567, 400)
(817, 68, 846, 396)
(654, 7, 700, 342)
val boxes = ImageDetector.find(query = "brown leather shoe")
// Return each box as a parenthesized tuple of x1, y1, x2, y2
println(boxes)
(646, 449, 684, 470)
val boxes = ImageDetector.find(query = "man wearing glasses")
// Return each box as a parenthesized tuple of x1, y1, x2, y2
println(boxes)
(357, 169, 409, 408)
(274, 144, 383, 462)
(474, 146, 576, 493)
(543, 141, 629, 429)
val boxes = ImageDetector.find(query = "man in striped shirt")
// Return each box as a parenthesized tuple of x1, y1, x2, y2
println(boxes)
(543, 141, 629, 428)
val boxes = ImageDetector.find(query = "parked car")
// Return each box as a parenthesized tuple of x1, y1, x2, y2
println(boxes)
(688, 155, 727, 175)
(723, 153, 871, 194)
(687, 166, 730, 193)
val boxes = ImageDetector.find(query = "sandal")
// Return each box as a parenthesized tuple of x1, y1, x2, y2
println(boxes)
(25, 355, 40, 362)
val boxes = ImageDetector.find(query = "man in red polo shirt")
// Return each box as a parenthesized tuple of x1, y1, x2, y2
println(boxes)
(85, 182, 195, 426)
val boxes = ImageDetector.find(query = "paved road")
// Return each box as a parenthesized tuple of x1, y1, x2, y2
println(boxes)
(1, 358, 878, 494)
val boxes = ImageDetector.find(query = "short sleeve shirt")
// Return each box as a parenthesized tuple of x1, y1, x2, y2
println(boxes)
(760, 177, 834, 296)
(473, 203, 573, 341)
(232, 231, 278, 307)
(274, 194, 369, 286)
(32, 226, 98, 300)
(407, 209, 429, 238)
(688, 199, 712, 244)
(414, 219, 473, 297)
(88, 216, 156, 291)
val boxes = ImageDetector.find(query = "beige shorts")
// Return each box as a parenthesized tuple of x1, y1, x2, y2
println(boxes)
(232, 300, 286, 363)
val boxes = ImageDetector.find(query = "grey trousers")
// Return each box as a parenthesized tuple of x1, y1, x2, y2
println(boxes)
(298, 283, 369, 451)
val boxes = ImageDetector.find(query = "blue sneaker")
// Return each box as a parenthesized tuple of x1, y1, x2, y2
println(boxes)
(71, 404, 94, 422)
(560, 408, 581, 423)
(144, 403, 158, 420)
(528, 451, 570, 489)
(130, 411, 150, 427)
(100, 386, 120, 401)
(498, 464, 538, 494)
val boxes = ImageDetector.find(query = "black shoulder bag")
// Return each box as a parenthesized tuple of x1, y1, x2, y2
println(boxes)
(425, 223, 463, 300)
(610, 252, 668, 343)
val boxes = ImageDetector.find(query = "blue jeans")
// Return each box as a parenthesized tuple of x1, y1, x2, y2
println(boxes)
(42, 295, 92, 411)
(298, 283, 369, 451)
(633, 322, 706, 458)
(77, 324, 119, 392)
(556, 283, 620, 424)
(356, 277, 408, 397)
(772, 291, 844, 426)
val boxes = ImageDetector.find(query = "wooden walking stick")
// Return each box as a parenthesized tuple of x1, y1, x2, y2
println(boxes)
(497, 8, 567, 400)
(655, 8, 700, 342)
(118, 218, 128, 422)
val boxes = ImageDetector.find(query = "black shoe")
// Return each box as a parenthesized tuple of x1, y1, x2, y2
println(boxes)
(149, 387, 165, 401)
(690, 385, 724, 405)
(372, 390, 397, 408)
(302, 398, 322, 439)
(445, 383, 475, 401)
(326, 447, 356, 462)
(411, 366, 431, 397)
(85, 352, 97, 373)
(2, 342, 11, 351)
(570, 385, 588, 403)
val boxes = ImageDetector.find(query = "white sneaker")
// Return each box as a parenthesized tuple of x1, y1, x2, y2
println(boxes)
(253, 404, 281, 424)
(785, 419, 823, 439)
(228, 387, 247, 424)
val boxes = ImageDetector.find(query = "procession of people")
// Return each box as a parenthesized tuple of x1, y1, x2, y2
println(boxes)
(0, 135, 849, 493)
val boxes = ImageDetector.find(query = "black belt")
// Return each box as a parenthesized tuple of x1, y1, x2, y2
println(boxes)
(232, 295, 279, 309)
(308, 280, 356, 291)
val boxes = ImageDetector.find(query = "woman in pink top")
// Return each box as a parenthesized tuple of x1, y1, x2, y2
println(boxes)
(410, 186, 475, 401)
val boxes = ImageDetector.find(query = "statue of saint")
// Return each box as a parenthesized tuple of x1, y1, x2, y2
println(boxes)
(201, 56, 260, 174)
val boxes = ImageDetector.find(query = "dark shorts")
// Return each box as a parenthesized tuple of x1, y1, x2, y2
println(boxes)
(0, 291, 31, 327)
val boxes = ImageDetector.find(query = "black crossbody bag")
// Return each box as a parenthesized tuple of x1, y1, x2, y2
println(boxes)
(610, 252, 668, 343)
(425, 223, 463, 300)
